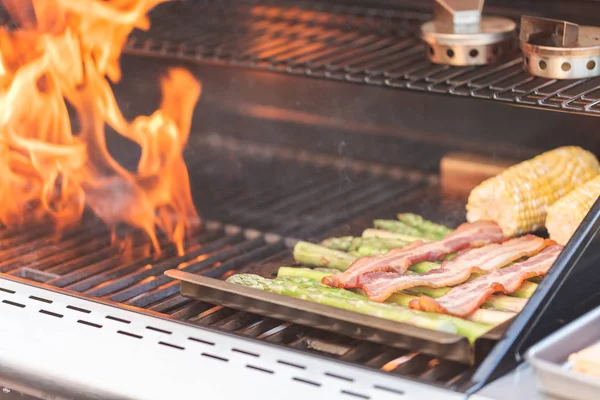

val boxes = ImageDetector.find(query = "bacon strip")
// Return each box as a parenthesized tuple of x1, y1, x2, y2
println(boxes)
(321, 221, 504, 289)
(409, 242, 562, 317)
(359, 235, 546, 302)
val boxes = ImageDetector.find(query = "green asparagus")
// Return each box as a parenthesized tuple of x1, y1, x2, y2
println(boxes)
(362, 229, 427, 242)
(227, 274, 492, 342)
(293, 241, 356, 271)
(512, 280, 538, 298)
(293, 242, 441, 275)
(278, 264, 534, 311)
(374, 219, 428, 238)
(320, 236, 355, 252)
(320, 236, 410, 257)
(482, 295, 527, 313)
(397, 213, 454, 239)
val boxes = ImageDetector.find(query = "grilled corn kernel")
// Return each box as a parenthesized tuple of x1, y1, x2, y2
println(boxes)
(466, 146, 600, 237)
(546, 175, 600, 245)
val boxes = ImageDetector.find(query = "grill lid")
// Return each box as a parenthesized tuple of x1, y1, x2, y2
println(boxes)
(520, 16, 600, 79)
(420, 0, 516, 66)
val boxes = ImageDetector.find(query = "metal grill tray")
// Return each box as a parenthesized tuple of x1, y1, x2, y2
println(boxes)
(166, 190, 509, 366)
(527, 304, 600, 400)
(166, 269, 507, 366)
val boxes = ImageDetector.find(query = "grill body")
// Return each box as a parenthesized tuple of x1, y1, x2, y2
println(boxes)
(2, 1, 600, 399)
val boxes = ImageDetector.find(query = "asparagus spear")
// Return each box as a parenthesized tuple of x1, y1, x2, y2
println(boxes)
(512, 280, 538, 298)
(365, 290, 515, 325)
(374, 219, 427, 238)
(278, 266, 535, 311)
(483, 295, 527, 313)
(362, 229, 427, 242)
(228, 274, 492, 342)
(293, 241, 356, 271)
(320, 236, 355, 252)
(293, 243, 441, 274)
(320, 236, 409, 256)
(279, 270, 516, 326)
(397, 213, 454, 239)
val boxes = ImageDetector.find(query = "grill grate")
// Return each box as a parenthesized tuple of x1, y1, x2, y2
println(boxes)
(183, 133, 430, 237)
(0, 177, 473, 391)
(118, 0, 600, 115)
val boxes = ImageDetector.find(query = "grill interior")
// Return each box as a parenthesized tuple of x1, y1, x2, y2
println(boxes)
(3, 0, 600, 397)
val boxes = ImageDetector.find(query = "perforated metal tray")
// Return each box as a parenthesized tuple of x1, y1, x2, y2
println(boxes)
(527, 304, 600, 400)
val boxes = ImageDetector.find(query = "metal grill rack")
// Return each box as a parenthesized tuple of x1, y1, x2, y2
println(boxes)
(122, 0, 600, 115)
(184, 134, 431, 237)
(0, 186, 474, 392)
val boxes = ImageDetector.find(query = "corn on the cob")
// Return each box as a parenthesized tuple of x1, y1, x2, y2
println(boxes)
(466, 146, 600, 237)
(546, 175, 600, 245)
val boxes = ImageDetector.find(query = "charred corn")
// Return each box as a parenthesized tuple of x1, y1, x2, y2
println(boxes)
(546, 175, 600, 245)
(466, 146, 600, 237)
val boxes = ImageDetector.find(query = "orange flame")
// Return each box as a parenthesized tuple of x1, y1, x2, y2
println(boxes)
(0, 0, 201, 254)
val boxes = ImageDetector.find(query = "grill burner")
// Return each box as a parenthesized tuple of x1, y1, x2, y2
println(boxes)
(421, 0, 516, 66)
(520, 16, 600, 79)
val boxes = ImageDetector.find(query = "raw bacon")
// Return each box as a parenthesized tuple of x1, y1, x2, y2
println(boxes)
(359, 235, 546, 302)
(409, 242, 562, 317)
(322, 221, 504, 289)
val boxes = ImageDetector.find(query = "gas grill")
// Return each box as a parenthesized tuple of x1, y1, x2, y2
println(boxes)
(2, 1, 600, 399)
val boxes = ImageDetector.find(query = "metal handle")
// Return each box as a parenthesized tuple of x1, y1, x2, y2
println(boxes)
(434, 0, 483, 26)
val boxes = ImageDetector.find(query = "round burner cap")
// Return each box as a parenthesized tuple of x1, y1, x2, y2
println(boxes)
(520, 16, 600, 79)
(420, 0, 517, 66)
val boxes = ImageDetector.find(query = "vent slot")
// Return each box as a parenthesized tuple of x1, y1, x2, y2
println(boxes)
(188, 336, 215, 346)
(325, 372, 354, 382)
(117, 330, 143, 339)
(277, 360, 306, 369)
(77, 320, 102, 329)
(0, 287, 15, 294)
(106, 315, 130, 324)
(67, 305, 91, 314)
(2, 300, 25, 308)
(232, 348, 259, 357)
(146, 326, 172, 335)
(29, 295, 52, 303)
(245, 364, 274, 374)
(158, 341, 184, 350)
(201, 353, 228, 362)
(39, 310, 63, 318)
(341, 391, 370, 399)
(292, 377, 321, 387)
(373, 385, 405, 396)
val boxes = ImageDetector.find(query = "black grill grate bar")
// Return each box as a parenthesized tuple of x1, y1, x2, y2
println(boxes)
(0, 227, 112, 274)
(212, 168, 342, 215)
(51, 229, 223, 291)
(7, 234, 114, 277)
(221, 173, 379, 225)
(235, 317, 285, 338)
(103, 236, 280, 305)
(86, 233, 246, 300)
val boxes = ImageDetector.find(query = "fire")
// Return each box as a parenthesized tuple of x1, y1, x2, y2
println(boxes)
(0, 0, 201, 254)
